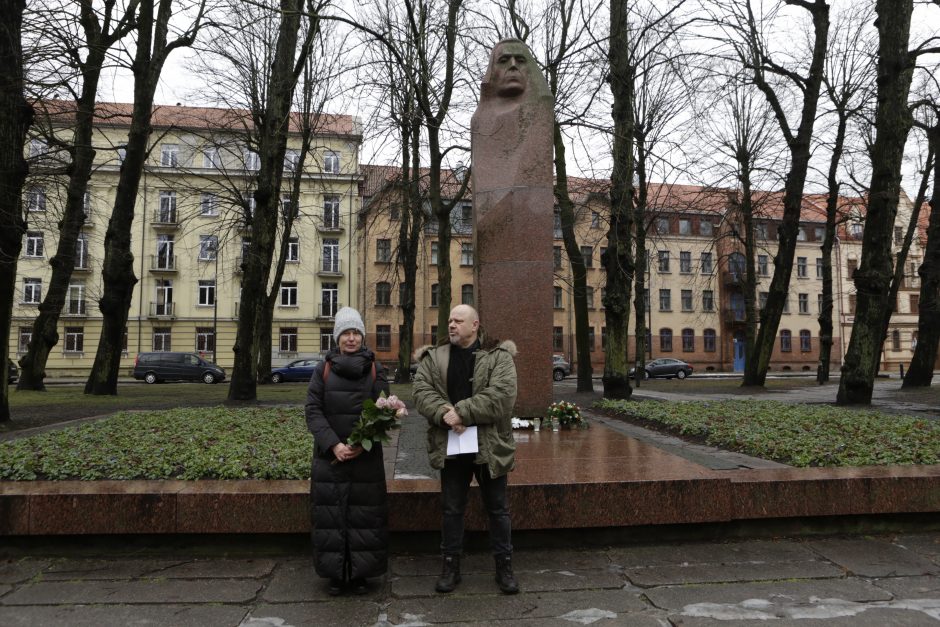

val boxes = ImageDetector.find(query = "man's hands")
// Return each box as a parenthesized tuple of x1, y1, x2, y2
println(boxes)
(442, 405, 466, 434)
(332, 442, 363, 462)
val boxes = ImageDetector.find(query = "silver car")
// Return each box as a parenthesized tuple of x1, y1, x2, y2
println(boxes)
(552, 355, 571, 381)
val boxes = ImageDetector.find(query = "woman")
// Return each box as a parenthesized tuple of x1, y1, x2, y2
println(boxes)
(305, 307, 389, 596)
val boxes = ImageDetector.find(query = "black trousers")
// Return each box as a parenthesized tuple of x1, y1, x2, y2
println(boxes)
(440, 454, 512, 557)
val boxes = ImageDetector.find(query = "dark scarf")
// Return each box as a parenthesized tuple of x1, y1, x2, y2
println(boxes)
(326, 347, 375, 379)
(447, 339, 480, 404)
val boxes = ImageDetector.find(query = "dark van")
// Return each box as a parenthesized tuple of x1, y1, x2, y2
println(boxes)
(133, 352, 226, 384)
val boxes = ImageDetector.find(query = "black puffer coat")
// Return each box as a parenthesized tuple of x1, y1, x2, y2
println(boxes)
(305, 348, 390, 580)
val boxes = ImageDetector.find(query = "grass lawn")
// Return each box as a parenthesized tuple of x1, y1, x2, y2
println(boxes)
(2, 381, 413, 433)
(596, 398, 940, 467)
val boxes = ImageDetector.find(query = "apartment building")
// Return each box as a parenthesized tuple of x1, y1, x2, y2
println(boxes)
(13, 102, 362, 375)
(358, 166, 931, 374)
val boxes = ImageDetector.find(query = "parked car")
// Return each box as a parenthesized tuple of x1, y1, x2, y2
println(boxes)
(270, 358, 322, 383)
(7, 358, 17, 384)
(553, 354, 571, 381)
(133, 352, 226, 384)
(630, 358, 693, 380)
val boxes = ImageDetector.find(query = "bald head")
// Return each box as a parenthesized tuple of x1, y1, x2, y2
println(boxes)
(448, 305, 480, 348)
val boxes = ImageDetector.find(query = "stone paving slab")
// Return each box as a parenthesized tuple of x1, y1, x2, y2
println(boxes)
(457, 611, 669, 627)
(41, 558, 186, 580)
(897, 533, 940, 565)
(390, 568, 624, 597)
(158, 557, 278, 579)
(624, 559, 843, 587)
(808, 537, 940, 577)
(873, 574, 940, 598)
(670, 609, 938, 627)
(643, 578, 894, 610)
(244, 602, 381, 627)
(1, 578, 262, 605)
(0, 558, 49, 584)
(384, 588, 649, 624)
(391, 549, 612, 576)
(608, 539, 818, 568)
(0, 604, 250, 627)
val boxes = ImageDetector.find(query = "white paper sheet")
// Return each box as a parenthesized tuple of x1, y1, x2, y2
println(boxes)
(446, 426, 478, 455)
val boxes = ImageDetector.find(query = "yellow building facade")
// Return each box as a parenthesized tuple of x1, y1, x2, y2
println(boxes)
(13, 103, 362, 375)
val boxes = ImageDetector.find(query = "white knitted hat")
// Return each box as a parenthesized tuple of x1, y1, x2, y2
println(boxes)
(333, 307, 366, 342)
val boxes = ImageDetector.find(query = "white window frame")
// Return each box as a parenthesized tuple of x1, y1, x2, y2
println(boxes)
(25, 231, 44, 257)
(376, 238, 392, 263)
(203, 148, 221, 169)
(280, 281, 298, 307)
(244, 150, 260, 171)
(27, 187, 46, 212)
(64, 327, 84, 353)
(324, 195, 341, 229)
(280, 327, 298, 353)
(199, 235, 218, 261)
(200, 192, 218, 216)
(287, 237, 299, 262)
(198, 280, 216, 306)
(23, 278, 42, 303)
(284, 150, 299, 171)
(322, 238, 340, 273)
(700, 252, 713, 274)
(460, 243, 473, 266)
(323, 150, 340, 174)
(160, 144, 179, 167)
(158, 191, 177, 223)
(153, 327, 172, 351)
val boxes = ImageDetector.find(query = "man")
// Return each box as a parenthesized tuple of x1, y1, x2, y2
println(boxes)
(413, 304, 519, 594)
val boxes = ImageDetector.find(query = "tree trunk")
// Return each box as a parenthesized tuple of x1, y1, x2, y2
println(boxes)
(740, 185, 759, 387)
(838, 0, 915, 405)
(228, 0, 304, 401)
(604, 0, 636, 400)
(817, 113, 849, 384)
(396, 118, 423, 382)
(0, 0, 31, 421)
(904, 129, 940, 386)
(554, 125, 593, 392)
(632, 137, 650, 387)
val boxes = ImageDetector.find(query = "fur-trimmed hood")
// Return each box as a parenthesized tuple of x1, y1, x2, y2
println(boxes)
(413, 337, 517, 362)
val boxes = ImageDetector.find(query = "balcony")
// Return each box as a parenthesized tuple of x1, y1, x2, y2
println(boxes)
(63, 300, 87, 317)
(318, 302, 341, 319)
(149, 302, 175, 318)
(721, 306, 746, 325)
(722, 271, 745, 286)
(151, 212, 179, 229)
(318, 215, 345, 233)
(318, 260, 343, 277)
(150, 255, 177, 272)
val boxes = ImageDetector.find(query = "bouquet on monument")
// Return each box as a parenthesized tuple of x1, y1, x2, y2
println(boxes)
(346, 392, 407, 452)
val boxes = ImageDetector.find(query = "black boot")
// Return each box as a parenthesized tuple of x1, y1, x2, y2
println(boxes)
(435, 555, 461, 593)
(495, 554, 519, 594)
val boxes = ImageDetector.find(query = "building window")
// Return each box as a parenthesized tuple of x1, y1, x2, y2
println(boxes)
(581, 246, 593, 267)
(700, 220, 714, 237)
(797, 227, 807, 241)
(64, 327, 84, 353)
(849, 294, 856, 314)
(244, 150, 260, 170)
(814, 226, 824, 241)
(203, 148, 221, 169)
(553, 326, 563, 352)
(160, 144, 179, 167)
(322, 238, 340, 273)
(153, 327, 171, 351)
(553, 246, 562, 269)
(155, 279, 173, 315)
(704, 328, 716, 352)
(659, 289, 671, 311)
(660, 328, 673, 352)
(23, 278, 41, 303)
(321, 283, 338, 318)
(242, 193, 256, 219)
(198, 280, 216, 306)
(284, 149, 299, 171)
(66, 282, 85, 315)
(196, 328, 216, 353)
(430, 283, 439, 308)
(681, 289, 693, 312)
(702, 290, 714, 311)
(891, 329, 901, 351)
(461, 284, 474, 306)
(553, 207, 562, 238)
(430, 241, 439, 266)
(199, 235, 218, 261)
(320, 327, 335, 352)
(657, 250, 670, 272)
(757, 255, 768, 276)
(75, 234, 89, 269)
(700, 252, 713, 274)
(911, 294, 920, 313)
(323, 151, 340, 174)
(601, 326, 607, 349)
(200, 192, 218, 216)
(83, 190, 92, 216)
(287, 237, 299, 262)
(586, 288, 594, 309)
(323, 195, 341, 229)
(656, 217, 669, 234)
(376, 239, 391, 263)
(797, 257, 807, 278)
(759, 291, 769, 310)
(376, 325, 391, 351)
(679, 251, 691, 273)
(798, 293, 809, 313)
(815, 257, 823, 279)
(800, 330, 811, 352)
(679, 219, 692, 235)
(26, 187, 45, 212)
(894, 226, 904, 245)
(280, 327, 298, 353)
(755, 223, 769, 240)
(280, 194, 294, 219)
(25, 231, 44, 257)
(376, 282, 391, 306)
(280, 281, 298, 307)
(682, 328, 695, 352)
(18, 327, 31, 352)
(460, 243, 474, 266)
(780, 330, 792, 352)
(590, 211, 601, 228)
(553, 286, 563, 309)
(158, 190, 177, 223)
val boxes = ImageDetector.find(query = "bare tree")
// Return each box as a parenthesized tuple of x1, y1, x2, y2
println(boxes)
(85, 0, 208, 395)
(701, 0, 831, 388)
(837, 0, 940, 404)
(18, 0, 138, 390)
(816, 2, 876, 383)
(0, 0, 32, 421)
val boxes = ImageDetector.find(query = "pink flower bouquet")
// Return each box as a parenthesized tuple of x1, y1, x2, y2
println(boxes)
(347, 392, 407, 451)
